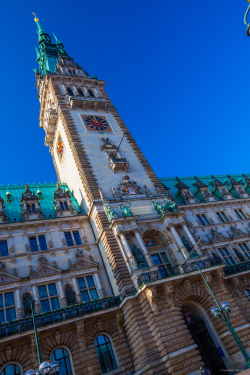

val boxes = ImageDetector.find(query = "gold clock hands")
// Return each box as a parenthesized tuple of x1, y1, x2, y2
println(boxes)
(92, 116, 99, 125)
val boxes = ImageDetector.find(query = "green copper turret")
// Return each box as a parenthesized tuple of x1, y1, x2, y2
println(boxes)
(33, 13, 69, 76)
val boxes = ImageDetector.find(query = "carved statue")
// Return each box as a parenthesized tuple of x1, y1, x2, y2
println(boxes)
(154, 201, 165, 215)
(65, 285, 76, 305)
(120, 201, 133, 217)
(0, 261, 5, 272)
(181, 236, 192, 252)
(165, 198, 178, 212)
(23, 292, 32, 316)
(130, 244, 147, 269)
(106, 206, 118, 221)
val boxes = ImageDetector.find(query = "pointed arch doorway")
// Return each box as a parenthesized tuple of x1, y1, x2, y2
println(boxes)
(182, 301, 228, 375)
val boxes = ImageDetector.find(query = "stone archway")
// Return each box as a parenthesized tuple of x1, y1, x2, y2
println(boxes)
(182, 300, 228, 375)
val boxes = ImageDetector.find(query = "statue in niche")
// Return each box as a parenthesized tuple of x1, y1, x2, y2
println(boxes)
(181, 236, 192, 252)
(23, 292, 33, 316)
(65, 285, 76, 305)
(120, 201, 133, 217)
(130, 244, 147, 269)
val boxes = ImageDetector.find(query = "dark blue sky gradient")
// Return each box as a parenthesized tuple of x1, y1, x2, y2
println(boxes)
(0, 0, 249, 185)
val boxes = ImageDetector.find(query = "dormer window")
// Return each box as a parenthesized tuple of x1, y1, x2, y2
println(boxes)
(78, 88, 84, 97)
(67, 87, 74, 96)
(88, 89, 95, 98)
(20, 184, 44, 220)
(68, 69, 72, 74)
(54, 183, 77, 217)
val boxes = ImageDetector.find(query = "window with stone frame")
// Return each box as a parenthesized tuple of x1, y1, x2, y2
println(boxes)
(77, 275, 99, 302)
(51, 348, 73, 375)
(95, 335, 117, 373)
(66, 87, 74, 96)
(60, 201, 69, 210)
(78, 88, 85, 97)
(29, 235, 47, 252)
(196, 214, 210, 226)
(64, 231, 82, 247)
(0, 291, 16, 323)
(217, 247, 235, 266)
(151, 252, 174, 278)
(38, 283, 60, 312)
(237, 243, 250, 260)
(234, 209, 247, 220)
(216, 211, 229, 223)
(88, 89, 95, 98)
(0, 240, 8, 257)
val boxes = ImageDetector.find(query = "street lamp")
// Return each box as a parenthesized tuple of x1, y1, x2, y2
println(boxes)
(182, 241, 250, 369)
(24, 299, 60, 375)
(244, 0, 250, 36)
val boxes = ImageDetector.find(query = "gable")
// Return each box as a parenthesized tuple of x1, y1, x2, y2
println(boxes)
(30, 264, 61, 278)
(68, 257, 98, 271)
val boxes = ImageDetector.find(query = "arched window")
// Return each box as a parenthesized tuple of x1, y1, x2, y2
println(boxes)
(1, 364, 21, 375)
(31, 204, 36, 213)
(27, 204, 31, 213)
(68, 70, 72, 74)
(72, 70, 76, 75)
(64, 202, 68, 210)
(60, 202, 64, 210)
(95, 335, 117, 373)
(67, 88, 73, 96)
(78, 88, 84, 97)
(51, 348, 72, 375)
(88, 89, 95, 98)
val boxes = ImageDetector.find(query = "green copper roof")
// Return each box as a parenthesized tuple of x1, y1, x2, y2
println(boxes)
(0, 182, 84, 223)
(159, 173, 250, 204)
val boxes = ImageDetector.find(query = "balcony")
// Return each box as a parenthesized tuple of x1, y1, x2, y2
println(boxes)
(68, 96, 109, 111)
(0, 296, 120, 340)
(224, 261, 250, 277)
(135, 257, 223, 289)
(109, 156, 129, 173)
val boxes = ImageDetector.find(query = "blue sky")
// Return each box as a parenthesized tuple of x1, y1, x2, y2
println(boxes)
(0, 0, 249, 185)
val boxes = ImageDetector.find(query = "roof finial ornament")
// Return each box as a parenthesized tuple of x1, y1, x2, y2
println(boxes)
(32, 12, 39, 23)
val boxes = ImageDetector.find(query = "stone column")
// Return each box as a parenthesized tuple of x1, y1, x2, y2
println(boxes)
(118, 231, 139, 273)
(93, 273, 105, 299)
(182, 225, 202, 256)
(56, 279, 67, 307)
(32, 284, 41, 314)
(133, 229, 155, 268)
(15, 288, 24, 318)
(169, 226, 189, 260)
(72, 276, 82, 303)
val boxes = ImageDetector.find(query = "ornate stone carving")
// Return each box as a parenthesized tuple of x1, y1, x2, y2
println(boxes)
(183, 280, 192, 295)
(38, 255, 47, 266)
(20, 184, 45, 220)
(116, 311, 125, 337)
(76, 321, 86, 350)
(164, 283, 175, 307)
(54, 182, 78, 217)
(6, 346, 12, 361)
(118, 175, 143, 196)
(0, 261, 6, 272)
(144, 287, 158, 312)
(175, 177, 197, 203)
(128, 256, 139, 273)
(55, 331, 61, 345)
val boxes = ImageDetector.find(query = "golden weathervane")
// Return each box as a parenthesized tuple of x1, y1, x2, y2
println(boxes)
(32, 12, 39, 22)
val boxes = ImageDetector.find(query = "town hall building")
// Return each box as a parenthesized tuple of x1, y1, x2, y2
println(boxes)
(0, 14, 250, 375)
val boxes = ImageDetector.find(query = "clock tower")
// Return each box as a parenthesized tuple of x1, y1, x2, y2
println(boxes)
(34, 15, 168, 297)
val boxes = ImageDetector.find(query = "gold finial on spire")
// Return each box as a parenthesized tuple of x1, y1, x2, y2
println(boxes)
(246, 0, 250, 4)
(32, 12, 39, 22)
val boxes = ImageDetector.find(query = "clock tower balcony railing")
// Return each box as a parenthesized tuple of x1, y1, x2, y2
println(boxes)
(67, 95, 110, 111)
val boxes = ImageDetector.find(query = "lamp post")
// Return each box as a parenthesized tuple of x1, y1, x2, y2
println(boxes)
(24, 299, 60, 375)
(244, 0, 250, 36)
(182, 242, 250, 369)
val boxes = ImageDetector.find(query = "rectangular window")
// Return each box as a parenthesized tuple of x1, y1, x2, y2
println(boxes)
(38, 235, 47, 250)
(0, 292, 16, 323)
(73, 231, 82, 245)
(196, 214, 210, 226)
(216, 212, 228, 223)
(238, 243, 250, 260)
(38, 283, 60, 313)
(77, 275, 99, 302)
(234, 209, 246, 220)
(151, 252, 174, 277)
(29, 237, 38, 252)
(65, 231, 82, 246)
(217, 247, 235, 266)
(29, 235, 47, 252)
(65, 232, 74, 247)
(0, 241, 8, 257)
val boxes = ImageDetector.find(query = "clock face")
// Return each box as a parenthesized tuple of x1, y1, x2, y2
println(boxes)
(81, 115, 112, 132)
(56, 132, 64, 163)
